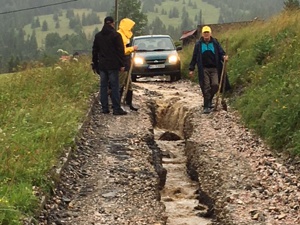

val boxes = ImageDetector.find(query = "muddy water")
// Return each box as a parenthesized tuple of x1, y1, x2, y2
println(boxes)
(155, 129, 211, 225)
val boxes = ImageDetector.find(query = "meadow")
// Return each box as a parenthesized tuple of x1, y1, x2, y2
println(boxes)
(181, 10, 300, 155)
(147, 0, 219, 27)
(23, 10, 107, 48)
(0, 57, 98, 224)
(2, 8, 300, 225)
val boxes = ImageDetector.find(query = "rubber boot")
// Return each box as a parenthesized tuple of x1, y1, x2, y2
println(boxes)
(209, 96, 215, 109)
(203, 98, 211, 114)
(126, 90, 138, 111)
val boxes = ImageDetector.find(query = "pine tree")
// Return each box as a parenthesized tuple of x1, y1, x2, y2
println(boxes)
(53, 13, 59, 22)
(42, 20, 48, 31)
(114, 0, 148, 35)
(55, 21, 60, 29)
(284, 0, 300, 10)
(35, 17, 41, 27)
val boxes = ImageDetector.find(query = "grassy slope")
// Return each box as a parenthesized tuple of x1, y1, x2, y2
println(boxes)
(23, 1, 220, 48)
(6, 3, 300, 225)
(147, 0, 219, 27)
(2, 9, 300, 225)
(181, 10, 300, 155)
(0, 57, 99, 224)
(23, 10, 107, 48)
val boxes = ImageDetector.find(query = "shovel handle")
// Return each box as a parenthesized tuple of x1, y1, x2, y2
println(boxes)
(214, 39, 228, 111)
(122, 51, 136, 105)
(214, 61, 226, 110)
(222, 39, 229, 98)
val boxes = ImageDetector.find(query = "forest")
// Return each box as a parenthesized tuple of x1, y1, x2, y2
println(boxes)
(0, 0, 285, 73)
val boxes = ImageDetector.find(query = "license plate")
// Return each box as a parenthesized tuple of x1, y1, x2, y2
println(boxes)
(148, 64, 165, 69)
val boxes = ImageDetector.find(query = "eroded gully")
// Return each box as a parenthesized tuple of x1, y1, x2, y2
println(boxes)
(136, 80, 212, 225)
(35, 79, 300, 225)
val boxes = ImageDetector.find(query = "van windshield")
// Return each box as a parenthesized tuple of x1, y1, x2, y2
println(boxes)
(134, 37, 175, 51)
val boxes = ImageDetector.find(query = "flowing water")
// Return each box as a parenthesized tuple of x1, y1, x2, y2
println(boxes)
(155, 128, 211, 225)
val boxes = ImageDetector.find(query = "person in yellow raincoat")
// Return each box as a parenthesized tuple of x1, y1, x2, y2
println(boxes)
(117, 18, 139, 111)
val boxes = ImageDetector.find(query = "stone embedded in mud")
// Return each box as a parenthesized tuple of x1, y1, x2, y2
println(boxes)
(159, 131, 181, 141)
(35, 81, 300, 225)
(161, 150, 175, 158)
(102, 191, 118, 198)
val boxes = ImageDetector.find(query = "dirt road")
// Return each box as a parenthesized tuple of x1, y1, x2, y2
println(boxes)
(35, 79, 300, 225)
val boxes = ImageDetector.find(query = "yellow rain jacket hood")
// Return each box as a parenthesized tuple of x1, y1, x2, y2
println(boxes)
(118, 18, 135, 55)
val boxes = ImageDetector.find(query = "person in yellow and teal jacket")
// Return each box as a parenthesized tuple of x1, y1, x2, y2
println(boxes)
(189, 26, 231, 114)
(117, 18, 139, 111)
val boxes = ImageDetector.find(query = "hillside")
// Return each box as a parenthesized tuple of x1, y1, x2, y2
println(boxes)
(2, 8, 300, 224)
(23, 9, 107, 49)
(21, 0, 285, 49)
(0, 0, 286, 73)
(145, 0, 220, 30)
(180, 9, 300, 155)
(22, 0, 216, 50)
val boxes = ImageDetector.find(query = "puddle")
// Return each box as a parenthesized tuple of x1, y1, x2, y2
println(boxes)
(155, 128, 211, 225)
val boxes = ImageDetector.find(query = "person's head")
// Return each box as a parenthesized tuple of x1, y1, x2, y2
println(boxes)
(118, 18, 135, 38)
(201, 26, 212, 41)
(104, 16, 115, 28)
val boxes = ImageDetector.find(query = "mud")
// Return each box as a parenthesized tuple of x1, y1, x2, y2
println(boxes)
(32, 79, 300, 225)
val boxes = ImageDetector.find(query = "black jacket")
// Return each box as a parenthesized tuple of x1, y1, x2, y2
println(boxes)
(92, 24, 125, 71)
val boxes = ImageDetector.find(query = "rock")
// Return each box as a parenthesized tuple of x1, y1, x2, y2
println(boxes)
(101, 191, 118, 198)
(34, 81, 300, 225)
(158, 131, 181, 141)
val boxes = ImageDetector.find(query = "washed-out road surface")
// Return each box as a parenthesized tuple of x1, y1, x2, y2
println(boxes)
(32, 78, 300, 225)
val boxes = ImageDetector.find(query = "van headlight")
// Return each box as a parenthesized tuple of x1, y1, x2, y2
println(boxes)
(168, 55, 178, 64)
(134, 56, 144, 65)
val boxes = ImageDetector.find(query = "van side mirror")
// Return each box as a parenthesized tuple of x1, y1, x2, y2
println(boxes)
(176, 46, 182, 51)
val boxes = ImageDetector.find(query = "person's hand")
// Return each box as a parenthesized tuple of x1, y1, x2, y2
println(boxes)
(133, 45, 138, 51)
(120, 67, 125, 72)
(223, 55, 229, 61)
(189, 70, 194, 79)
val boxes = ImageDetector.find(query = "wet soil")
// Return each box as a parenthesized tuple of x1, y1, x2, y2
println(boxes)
(32, 79, 300, 225)
(156, 128, 211, 225)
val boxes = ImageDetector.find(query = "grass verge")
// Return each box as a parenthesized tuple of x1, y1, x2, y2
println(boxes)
(181, 10, 300, 156)
(0, 56, 98, 224)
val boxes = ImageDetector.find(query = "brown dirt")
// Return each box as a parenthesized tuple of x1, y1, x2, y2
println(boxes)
(33, 79, 300, 225)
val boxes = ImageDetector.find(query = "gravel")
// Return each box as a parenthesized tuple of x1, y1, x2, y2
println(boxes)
(31, 80, 299, 225)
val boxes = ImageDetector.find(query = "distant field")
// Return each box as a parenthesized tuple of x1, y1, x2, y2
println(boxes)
(23, 9, 107, 49)
(147, 0, 219, 27)
(23, 1, 220, 49)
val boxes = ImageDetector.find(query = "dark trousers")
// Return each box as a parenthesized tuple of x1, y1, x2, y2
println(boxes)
(200, 67, 219, 107)
(99, 70, 121, 112)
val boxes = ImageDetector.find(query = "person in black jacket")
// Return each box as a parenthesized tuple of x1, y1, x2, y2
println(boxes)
(92, 16, 127, 115)
(189, 25, 230, 114)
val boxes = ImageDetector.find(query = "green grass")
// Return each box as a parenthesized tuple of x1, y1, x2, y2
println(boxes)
(178, 44, 199, 82)
(4, 6, 300, 225)
(0, 56, 98, 224)
(23, 9, 107, 49)
(182, 10, 300, 155)
(147, 0, 219, 27)
(22, 1, 220, 49)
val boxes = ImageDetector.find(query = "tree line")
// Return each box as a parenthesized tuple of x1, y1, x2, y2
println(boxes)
(0, 0, 114, 73)
(0, 0, 293, 73)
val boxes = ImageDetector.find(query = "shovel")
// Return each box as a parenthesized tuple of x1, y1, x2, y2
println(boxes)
(122, 51, 136, 105)
(221, 61, 228, 111)
(214, 60, 227, 111)
(214, 39, 229, 111)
